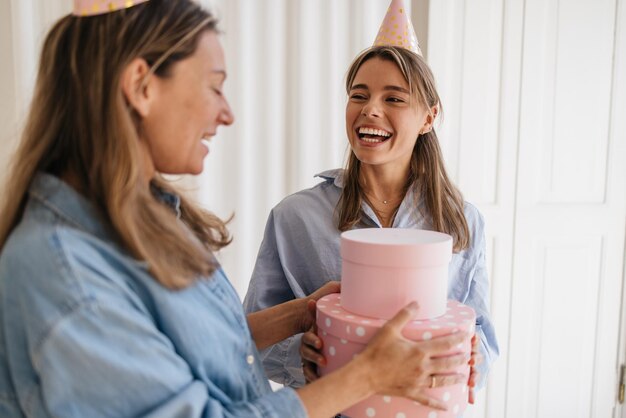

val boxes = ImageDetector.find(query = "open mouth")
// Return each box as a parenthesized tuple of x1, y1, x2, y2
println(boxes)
(357, 127, 392, 144)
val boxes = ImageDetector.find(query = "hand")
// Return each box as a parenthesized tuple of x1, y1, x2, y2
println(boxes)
(358, 302, 470, 411)
(300, 325, 325, 383)
(468, 333, 482, 404)
(297, 281, 341, 334)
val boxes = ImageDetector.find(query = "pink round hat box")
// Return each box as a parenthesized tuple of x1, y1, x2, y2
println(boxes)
(340, 228, 453, 320)
(317, 294, 475, 418)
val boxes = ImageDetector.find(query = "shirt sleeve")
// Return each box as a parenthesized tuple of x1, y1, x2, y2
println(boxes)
(257, 335, 306, 388)
(243, 210, 306, 386)
(463, 213, 500, 389)
(34, 301, 308, 418)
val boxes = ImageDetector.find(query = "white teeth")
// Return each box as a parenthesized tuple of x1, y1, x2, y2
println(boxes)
(358, 127, 391, 137)
(361, 137, 384, 143)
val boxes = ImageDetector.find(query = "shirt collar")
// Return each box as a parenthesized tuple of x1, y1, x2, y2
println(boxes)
(313, 168, 426, 228)
(150, 182, 182, 218)
(314, 168, 346, 188)
(29, 173, 113, 239)
(28, 173, 183, 239)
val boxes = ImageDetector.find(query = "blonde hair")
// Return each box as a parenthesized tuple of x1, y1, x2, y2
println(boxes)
(338, 46, 470, 252)
(0, 0, 230, 289)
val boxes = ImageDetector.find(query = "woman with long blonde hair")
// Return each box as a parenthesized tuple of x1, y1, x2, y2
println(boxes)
(244, 42, 498, 403)
(0, 1, 471, 417)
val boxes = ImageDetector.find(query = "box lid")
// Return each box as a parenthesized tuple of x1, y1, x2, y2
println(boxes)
(341, 229, 453, 268)
(316, 293, 476, 344)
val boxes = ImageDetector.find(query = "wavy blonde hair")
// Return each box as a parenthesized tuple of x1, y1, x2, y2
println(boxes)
(338, 46, 470, 252)
(0, 0, 230, 289)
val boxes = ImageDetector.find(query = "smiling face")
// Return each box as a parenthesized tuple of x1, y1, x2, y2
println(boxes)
(140, 31, 234, 176)
(345, 57, 434, 170)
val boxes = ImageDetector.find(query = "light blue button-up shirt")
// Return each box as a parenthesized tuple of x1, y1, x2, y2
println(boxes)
(0, 173, 307, 418)
(244, 169, 499, 389)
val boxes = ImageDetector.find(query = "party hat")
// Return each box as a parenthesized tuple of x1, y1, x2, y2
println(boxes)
(373, 0, 422, 56)
(73, 0, 150, 16)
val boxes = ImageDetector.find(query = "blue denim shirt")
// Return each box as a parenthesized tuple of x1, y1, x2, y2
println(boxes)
(0, 173, 307, 418)
(244, 169, 499, 389)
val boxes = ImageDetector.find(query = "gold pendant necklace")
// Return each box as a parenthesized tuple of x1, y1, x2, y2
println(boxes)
(363, 190, 403, 206)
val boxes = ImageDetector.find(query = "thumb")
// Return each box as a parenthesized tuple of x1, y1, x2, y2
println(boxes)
(384, 301, 419, 334)
(306, 299, 317, 314)
(306, 299, 318, 332)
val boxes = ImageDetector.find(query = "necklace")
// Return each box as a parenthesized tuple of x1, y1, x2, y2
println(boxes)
(361, 191, 404, 227)
(362, 190, 404, 206)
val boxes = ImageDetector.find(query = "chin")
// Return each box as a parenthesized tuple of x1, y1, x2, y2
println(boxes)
(188, 165, 204, 175)
(353, 152, 382, 166)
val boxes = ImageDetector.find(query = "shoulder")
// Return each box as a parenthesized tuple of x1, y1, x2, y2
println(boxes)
(272, 169, 342, 219)
(0, 209, 151, 352)
(0, 212, 142, 313)
(463, 201, 485, 232)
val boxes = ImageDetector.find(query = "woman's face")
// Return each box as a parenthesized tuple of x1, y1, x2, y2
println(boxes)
(345, 57, 433, 169)
(141, 31, 234, 176)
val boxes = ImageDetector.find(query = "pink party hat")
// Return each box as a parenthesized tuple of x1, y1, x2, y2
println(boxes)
(73, 0, 150, 16)
(373, 0, 422, 56)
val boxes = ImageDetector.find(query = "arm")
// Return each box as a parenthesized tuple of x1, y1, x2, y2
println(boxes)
(36, 295, 469, 418)
(465, 252, 499, 389)
(463, 210, 500, 389)
(36, 300, 307, 418)
(248, 299, 308, 351)
(248, 282, 340, 351)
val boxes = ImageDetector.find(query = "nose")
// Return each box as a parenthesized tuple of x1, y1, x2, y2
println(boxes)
(219, 96, 235, 126)
(361, 100, 381, 118)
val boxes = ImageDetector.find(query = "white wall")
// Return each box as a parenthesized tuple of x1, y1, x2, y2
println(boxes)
(429, 0, 626, 417)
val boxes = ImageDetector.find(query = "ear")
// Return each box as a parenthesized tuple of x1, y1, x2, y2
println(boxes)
(419, 105, 439, 135)
(121, 58, 155, 118)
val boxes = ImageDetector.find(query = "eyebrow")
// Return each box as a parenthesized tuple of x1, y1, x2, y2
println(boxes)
(350, 84, 410, 94)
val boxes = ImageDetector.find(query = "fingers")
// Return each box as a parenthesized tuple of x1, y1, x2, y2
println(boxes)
(430, 352, 470, 373)
(420, 330, 467, 353)
(411, 393, 448, 411)
(300, 344, 326, 367)
(384, 301, 419, 334)
(300, 331, 325, 367)
(302, 330, 322, 350)
(301, 330, 325, 383)
(428, 373, 467, 388)
(310, 281, 341, 300)
(468, 333, 481, 404)
(468, 366, 479, 404)
(303, 360, 319, 382)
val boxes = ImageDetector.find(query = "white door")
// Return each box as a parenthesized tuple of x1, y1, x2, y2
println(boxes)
(428, 0, 626, 417)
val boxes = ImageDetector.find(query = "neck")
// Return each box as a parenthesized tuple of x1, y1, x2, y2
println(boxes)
(359, 161, 411, 201)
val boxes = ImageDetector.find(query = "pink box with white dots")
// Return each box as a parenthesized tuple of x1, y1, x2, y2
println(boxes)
(317, 229, 475, 418)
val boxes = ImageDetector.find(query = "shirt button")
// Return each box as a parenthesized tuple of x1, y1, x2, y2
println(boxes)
(246, 354, 255, 365)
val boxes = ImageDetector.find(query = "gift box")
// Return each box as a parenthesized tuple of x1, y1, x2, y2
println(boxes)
(340, 229, 452, 320)
(317, 294, 475, 418)
(316, 229, 475, 418)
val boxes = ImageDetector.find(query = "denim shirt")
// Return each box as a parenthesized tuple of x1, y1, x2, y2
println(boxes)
(0, 173, 307, 418)
(244, 169, 499, 388)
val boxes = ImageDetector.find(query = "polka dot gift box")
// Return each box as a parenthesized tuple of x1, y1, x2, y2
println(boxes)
(316, 229, 475, 418)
